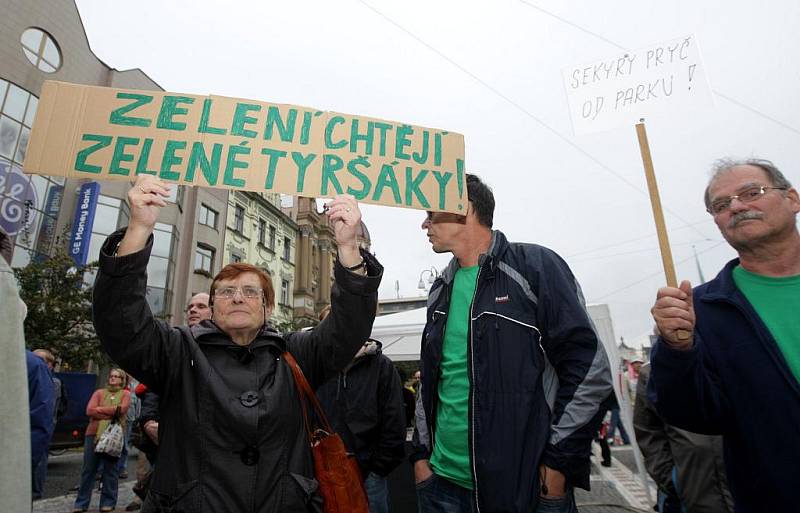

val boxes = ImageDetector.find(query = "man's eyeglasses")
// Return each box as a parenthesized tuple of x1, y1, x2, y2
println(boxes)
(214, 286, 263, 299)
(707, 185, 787, 215)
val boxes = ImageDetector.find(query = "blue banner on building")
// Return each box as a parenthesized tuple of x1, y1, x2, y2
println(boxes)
(68, 182, 100, 266)
(34, 183, 64, 261)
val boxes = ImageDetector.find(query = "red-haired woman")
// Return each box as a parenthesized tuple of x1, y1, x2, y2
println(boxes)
(92, 176, 382, 513)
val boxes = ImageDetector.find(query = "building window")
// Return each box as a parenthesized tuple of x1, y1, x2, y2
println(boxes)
(258, 219, 266, 245)
(0, 80, 37, 165)
(230, 253, 242, 263)
(283, 237, 291, 261)
(281, 280, 290, 305)
(234, 205, 245, 233)
(195, 244, 214, 273)
(198, 203, 218, 229)
(269, 225, 276, 250)
(146, 223, 177, 317)
(20, 28, 62, 73)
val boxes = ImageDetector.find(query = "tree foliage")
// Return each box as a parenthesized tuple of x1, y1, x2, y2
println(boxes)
(14, 249, 103, 370)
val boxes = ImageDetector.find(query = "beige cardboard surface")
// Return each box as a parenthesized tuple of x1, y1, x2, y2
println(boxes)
(24, 81, 467, 213)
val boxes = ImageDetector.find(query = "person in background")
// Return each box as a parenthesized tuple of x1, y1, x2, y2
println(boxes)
(316, 306, 406, 513)
(31, 348, 68, 500)
(72, 368, 131, 513)
(399, 368, 417, 428)
(634, 363, 733, 513)
(27, 349, 55, 501)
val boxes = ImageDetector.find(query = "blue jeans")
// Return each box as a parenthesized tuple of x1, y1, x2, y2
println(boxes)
(32, 449, 49, 499)
(365, 472, 389, 513)
(416, 473, 474, 513)
(74, 435, 121, 510)
(535, 489, 579, 513)
(608, 409, 630, 444)
(417, 472, 578, 513)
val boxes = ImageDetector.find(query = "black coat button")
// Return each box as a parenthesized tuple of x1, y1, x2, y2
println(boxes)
(238, 445, 259, 465)
(239, 390, 259, 407)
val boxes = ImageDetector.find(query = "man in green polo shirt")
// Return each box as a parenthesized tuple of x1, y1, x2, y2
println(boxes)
(650, 158, 800, 512)
(411, 174, 612, 513)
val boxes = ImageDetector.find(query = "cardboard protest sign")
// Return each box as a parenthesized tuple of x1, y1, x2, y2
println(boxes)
(24, 81, 467, 213)
(563, 35, 713, 135)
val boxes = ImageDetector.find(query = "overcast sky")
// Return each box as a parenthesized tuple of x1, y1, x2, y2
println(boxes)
(75, 0, 800, 347)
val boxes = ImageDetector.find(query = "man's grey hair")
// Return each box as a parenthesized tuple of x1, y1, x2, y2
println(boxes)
(704, 158, 793, 208)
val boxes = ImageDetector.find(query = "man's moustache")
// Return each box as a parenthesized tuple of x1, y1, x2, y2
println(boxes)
(729, 211, 763, 228)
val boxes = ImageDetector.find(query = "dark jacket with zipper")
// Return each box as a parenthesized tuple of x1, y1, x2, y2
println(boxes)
(649, 258, 800, 513)
(410, 230, 613, 513)
(316, 339, 406, 478)
(634, 364, 734, 513)
(93, 228, 382, 513)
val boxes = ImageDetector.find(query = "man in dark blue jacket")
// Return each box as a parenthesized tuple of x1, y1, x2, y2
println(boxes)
(411, 174, 612, 513)
(27, 349, 55, 497)
(650, 158, 800, 512)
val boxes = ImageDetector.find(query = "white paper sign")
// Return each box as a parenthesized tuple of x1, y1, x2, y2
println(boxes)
(563, 35, 713, 135)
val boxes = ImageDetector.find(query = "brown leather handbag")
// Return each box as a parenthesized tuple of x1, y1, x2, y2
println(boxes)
(283, 351, 370, 513)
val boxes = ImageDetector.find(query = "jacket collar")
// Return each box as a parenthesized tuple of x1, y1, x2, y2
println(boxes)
(698, 258, 741, 301)
(190, 319, 287, 352)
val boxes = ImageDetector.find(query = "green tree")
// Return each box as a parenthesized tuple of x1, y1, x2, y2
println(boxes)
(14, 249, 103, 370)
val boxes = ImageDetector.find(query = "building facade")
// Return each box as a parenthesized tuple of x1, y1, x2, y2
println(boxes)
(222, 191, 298, 326)
(282, 196, 371, 325)
(1, 0, 229, 323)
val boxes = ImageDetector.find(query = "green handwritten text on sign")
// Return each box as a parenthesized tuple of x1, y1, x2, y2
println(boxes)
(24, 81, 467, 213)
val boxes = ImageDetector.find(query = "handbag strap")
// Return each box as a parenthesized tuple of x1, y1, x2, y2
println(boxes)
(282, 351, 334, 439)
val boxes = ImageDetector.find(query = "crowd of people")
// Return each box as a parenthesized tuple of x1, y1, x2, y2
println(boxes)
(2, 155, 797, 513)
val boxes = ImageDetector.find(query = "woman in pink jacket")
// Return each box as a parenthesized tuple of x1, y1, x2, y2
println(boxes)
(72, 368, 130, 513)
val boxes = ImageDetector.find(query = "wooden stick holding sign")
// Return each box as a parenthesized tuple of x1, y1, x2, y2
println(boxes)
(635, 119, 689, 341)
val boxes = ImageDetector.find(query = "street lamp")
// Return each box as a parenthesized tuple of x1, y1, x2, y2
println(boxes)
(418, 267, 439, 290)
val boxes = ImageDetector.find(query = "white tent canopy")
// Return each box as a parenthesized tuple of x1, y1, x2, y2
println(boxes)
(370, 307, 427, 361)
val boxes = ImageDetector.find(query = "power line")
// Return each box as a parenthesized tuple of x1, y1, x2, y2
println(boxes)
(517, 0, 800, 136)
(564, 218, 710, 258)
(357, 0, 709, 241)
(569, 237, 711, 263)
(592, 240, 727, 301)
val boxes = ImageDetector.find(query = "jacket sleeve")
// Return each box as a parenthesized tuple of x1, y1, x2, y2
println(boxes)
(92, 229, 183, 394)
(286, 250, 382, 389)
(649, 333, 729, 435)
(632, 365, 675, 491)
(26, 351, 55, 468)
(139, 390, 160, 425)
(409, 379, 431, 464)
(366, 356, 407, 476)
(535, 248, 613, 488)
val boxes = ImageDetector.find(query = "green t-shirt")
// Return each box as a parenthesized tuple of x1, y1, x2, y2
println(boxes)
(430, 265, 479, 490)
(732, 265, 800, 383)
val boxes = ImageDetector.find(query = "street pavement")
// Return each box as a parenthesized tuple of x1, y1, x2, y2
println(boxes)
(33, 445, 654, 513)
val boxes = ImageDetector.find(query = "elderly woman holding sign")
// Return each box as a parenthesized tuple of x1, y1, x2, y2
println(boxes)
(92, 175, 382, 513)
